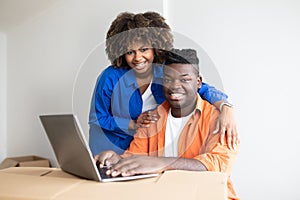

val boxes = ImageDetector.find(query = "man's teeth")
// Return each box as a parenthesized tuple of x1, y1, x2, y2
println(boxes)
(171, 93, 182, 98)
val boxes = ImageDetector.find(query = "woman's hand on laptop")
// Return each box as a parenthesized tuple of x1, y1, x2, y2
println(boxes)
(94, 150, 121, 168)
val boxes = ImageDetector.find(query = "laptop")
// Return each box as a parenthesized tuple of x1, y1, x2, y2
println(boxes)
(39, 114, 159, 182)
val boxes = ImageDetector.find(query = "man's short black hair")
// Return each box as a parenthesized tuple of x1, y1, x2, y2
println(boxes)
(165, 48, 199, 65)
(165, 48, 199, 74)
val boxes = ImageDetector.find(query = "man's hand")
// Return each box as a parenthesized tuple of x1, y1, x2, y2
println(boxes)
(213, 105, 239, 150)
(94, 150, 121, 168)
(106, 155, 167, 177)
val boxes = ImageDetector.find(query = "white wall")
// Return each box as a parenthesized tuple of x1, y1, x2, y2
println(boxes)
(0, 32, 7, 162)
(167, 0, 300, 199)
(4, 0, 164, 166)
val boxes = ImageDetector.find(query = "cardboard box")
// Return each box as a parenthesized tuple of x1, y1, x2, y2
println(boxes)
(0, 167, 228, 200)
(0, 155, 50, 169)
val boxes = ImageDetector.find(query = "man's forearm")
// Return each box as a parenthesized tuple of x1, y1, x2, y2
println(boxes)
(162, 157, 207, 172)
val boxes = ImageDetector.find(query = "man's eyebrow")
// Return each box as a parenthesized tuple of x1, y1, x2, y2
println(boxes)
(180, 73, 192, 77)
(164, 73, 192, 77)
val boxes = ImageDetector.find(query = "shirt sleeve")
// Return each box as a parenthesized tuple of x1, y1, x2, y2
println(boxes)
(122, 127, 150, 157)
(198, 82, 228, 104)
(89, 68, 131, 139)
(194, 109, 239, 176)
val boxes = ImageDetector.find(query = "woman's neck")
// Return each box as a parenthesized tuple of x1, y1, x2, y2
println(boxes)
(135, 70, 153, 95)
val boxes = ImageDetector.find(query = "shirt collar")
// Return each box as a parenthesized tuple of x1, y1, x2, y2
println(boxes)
(185, 94, 203, 126)
(122, 69, 138, 88)
(195, 93, 204, 113)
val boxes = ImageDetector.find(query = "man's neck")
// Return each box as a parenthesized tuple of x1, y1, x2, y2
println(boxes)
(170, 99, 197, 118)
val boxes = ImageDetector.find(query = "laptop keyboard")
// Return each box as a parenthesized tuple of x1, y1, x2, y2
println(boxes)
(96, 165, 123, 179)
(98, 166, 113, 179)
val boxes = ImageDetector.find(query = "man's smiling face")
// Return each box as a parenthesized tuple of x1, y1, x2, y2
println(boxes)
(163, 63, 201, 117)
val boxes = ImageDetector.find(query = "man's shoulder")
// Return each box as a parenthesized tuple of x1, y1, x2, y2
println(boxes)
(199, 99, 220, 119)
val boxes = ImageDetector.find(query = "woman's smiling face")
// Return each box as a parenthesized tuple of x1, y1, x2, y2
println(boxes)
(125, 42, 155, 76)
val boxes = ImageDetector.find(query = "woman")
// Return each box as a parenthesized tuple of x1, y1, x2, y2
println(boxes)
(89, 11, 238, 155)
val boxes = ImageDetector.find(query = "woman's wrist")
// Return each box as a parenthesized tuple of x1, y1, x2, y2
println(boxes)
(128, 120, 139, 130)
(219, 101, 233, 111)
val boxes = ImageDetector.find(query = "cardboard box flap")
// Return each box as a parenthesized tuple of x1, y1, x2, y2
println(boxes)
(46, 168, 82, 179)
(155, 170, 228, 200)
(57, 179, 202, 200)
(157, 170, 227, 184)
(0, 158, 19, 169)
(0, 172, 82, 199)
(0, 155, 50, 169)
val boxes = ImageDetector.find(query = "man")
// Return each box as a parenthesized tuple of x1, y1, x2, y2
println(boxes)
(95, 48, 239, 200)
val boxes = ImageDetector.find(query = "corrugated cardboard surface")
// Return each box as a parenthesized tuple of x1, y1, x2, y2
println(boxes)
(0, 167, 227, 200)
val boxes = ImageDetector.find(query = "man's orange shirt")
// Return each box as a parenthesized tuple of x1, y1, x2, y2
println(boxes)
(123, 95, 239, 200)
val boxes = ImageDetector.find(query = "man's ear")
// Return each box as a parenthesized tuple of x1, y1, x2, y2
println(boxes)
(197, 76, 202, 88)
